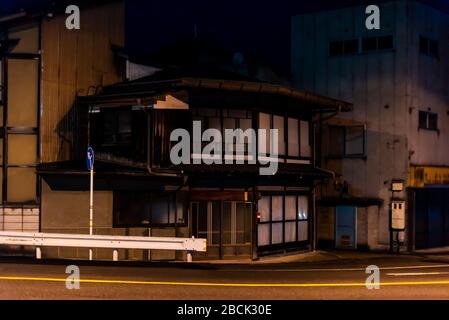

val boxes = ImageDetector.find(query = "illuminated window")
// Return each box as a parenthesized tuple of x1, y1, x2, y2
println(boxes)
(257, 195, 310, 247)
(2, 24, 40, 205)
(4, 58, 39, 204)
(260, 113, 311, 159)
(7, 59, 38, 127)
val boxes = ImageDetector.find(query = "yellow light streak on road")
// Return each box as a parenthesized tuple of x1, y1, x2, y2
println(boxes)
(1, 276, 449, 287)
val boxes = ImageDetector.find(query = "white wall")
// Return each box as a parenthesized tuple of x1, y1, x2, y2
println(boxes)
(0, 208, 39, 232)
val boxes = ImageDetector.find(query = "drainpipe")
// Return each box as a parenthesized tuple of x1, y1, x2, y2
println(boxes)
(312, 188, 317, 252)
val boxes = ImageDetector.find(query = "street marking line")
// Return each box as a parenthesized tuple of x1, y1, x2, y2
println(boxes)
(219, 264, 449, 273)
(387, 272, 449, 276)
(1, 276, 449, 287)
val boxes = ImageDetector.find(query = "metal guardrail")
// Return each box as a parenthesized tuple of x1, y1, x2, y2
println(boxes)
(0, 231, 207, 262)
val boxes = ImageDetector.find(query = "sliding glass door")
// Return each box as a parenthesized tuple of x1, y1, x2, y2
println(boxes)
(191, 200, 252, 258)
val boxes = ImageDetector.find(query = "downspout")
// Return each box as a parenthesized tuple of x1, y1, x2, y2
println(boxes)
(145, 108, 152, 175)
(311, 105, 341, 251)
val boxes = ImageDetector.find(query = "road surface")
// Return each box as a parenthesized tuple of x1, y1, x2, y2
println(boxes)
(0, 255, 448, 299)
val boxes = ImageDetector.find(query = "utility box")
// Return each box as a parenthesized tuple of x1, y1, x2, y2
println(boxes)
(391, 201, 406, 230)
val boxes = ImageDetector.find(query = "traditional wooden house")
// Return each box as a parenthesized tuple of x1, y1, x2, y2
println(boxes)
(38, 64, 352, 260)
(2, 0, 352, 260)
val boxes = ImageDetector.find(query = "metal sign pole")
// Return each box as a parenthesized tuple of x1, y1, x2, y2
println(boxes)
(87, 147, 94, 261)
(89, 163, 94, 260)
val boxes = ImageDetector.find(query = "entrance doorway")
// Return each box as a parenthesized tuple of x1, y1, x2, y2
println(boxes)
(335, 206, 357, 249)
(414, 188, 449, 249)
(191, 201, 252, 258)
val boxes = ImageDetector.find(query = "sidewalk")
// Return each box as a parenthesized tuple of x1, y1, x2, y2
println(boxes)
(197, 250, 401, 265)
(2, 248, 447, 266)
(413, 246, 449, 263)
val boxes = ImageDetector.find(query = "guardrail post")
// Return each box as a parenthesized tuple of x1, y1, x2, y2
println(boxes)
(186, 251, 192, 263)
(113, 249, 118, 261)
(36, 247, 42, 259)
(147, 228, 151, 261)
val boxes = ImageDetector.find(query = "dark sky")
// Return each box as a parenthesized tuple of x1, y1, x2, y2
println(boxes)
(124, 0, 449, 74)
(125, 0, 389, 74)
(2, 0, 449, 74)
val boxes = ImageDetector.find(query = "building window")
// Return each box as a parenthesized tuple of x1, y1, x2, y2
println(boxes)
(420, 36, 439, 58)
(257, 194, 309, 247)
(91, 106, 149, 163)
(3, 57, 39, 204)
(378, 35, 394, 50)
(287, 118, 299, 157)
(329, 39, 359, 56)
(101, 109, 132, 146)
(362, 35, 394, 52)
(113, 191, 187, 227)
(0, 24, 41, 205)
(418, 111, 438, 131)
(192, 108, 253, 158)
(362, 37, 377, 52)
(259, 113, 311, 159)
(328, 125, 366, 158)
(330, 35, 393, 56)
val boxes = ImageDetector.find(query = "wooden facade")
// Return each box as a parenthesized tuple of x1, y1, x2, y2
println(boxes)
(40, 1, 125, 163)
(0, 1, 124, 234)
(36, 72, 348, 260)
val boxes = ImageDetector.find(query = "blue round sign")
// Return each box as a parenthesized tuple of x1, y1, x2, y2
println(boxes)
(86, 147, 94, 171)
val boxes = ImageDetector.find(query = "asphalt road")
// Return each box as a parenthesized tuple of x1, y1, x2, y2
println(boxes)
(0, 255, 448, 300)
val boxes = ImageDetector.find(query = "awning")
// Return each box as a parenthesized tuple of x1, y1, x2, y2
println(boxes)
(37, 160, 184, 191)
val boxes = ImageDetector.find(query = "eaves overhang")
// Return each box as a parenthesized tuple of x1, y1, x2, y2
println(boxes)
(77, 77, 353, 114)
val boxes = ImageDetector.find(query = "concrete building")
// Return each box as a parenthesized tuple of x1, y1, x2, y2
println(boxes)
(291, 0, 449, 251)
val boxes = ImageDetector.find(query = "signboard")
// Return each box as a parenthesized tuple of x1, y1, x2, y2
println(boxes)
(409, 165, 449, 188)
(391, 180, 404, 192)
(86, 147, 94, 171)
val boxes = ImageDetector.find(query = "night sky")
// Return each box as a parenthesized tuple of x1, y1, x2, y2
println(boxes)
(2, 0, 449, 74)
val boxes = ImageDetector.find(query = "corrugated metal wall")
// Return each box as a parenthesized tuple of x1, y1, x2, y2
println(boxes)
(40, 1, 125, 163)
(292, 1, 449, 250)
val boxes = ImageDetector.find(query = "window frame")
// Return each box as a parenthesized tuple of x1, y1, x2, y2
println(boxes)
(96, 107, 133, 147)
(192, 108, 253, 160)
(329, 35, 394, 57)
(361, 35, 394, 52)
(328, 125, 366, 159)
(418, 110, 439, 132)
(257, 193, 311, 248)
(2, 54, 40, 205)
(258, 112, 312, 162)
(419, 35, 439, 59)
(112, 191, 187, 228)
